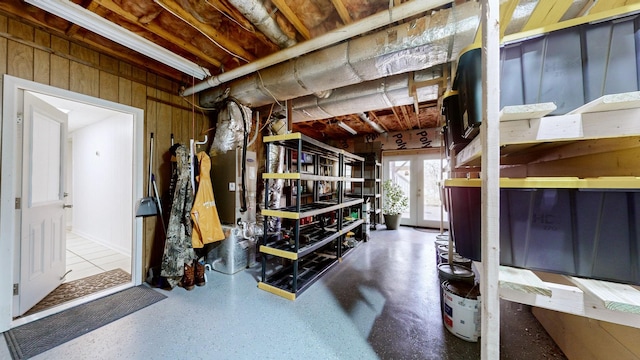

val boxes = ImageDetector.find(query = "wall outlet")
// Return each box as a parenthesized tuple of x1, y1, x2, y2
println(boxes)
(228, 182, 236, 191)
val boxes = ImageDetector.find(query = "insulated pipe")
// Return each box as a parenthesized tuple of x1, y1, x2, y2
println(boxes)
(289, 72, 440, 122)
(180, 0, 453, 97)
(359, 113, 386, 133)
(198, 2, 479, 110)
(227, 0, 297, 49)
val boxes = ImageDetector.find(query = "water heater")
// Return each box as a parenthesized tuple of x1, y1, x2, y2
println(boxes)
(210, 148, 257, 226)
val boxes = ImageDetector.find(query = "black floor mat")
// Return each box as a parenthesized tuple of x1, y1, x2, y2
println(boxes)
(3, 285, 166, 360)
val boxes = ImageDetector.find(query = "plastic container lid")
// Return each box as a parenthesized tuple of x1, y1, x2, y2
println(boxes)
(444, 176, 640, 189)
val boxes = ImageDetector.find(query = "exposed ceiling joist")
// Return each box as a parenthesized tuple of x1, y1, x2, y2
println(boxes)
(95, 0, 223, 67)
(521, 0, 574, 32)
(369, 112, 390, 133)
(270, 0, 311, 40)
(499, 0, 520, 37)
(154, 0, 257, 62)
(5, 0, 640, 140)
(204, 0, 255, 32)
(331, 0, 352, 24)
(66, 1, 100, 37)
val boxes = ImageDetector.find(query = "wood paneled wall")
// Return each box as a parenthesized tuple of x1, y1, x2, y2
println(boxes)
(0, 13, 209, 279)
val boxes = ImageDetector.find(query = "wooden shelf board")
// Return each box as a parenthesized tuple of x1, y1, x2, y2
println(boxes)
(473, 262, 640, 329)
(500, 102, 556, 121)
(456, 99, 640, 167)
(569, 277, 640, 315)
(568, 91, 640, 115)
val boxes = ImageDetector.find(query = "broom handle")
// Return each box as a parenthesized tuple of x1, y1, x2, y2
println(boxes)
(148, 133, 154, 197)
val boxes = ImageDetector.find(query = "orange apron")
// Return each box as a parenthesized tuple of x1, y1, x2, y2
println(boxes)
(191, 151, 225, 248)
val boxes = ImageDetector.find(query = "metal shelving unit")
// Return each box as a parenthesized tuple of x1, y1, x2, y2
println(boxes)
(347, 153, 381, 229)
(259, 132, 365, 300)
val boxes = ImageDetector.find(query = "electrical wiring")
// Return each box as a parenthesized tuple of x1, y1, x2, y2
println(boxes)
(256, 70, 283, 106)
(180, 94, 217, 112)
(154, 0, 250, 63)
(204, 0, 255, 33)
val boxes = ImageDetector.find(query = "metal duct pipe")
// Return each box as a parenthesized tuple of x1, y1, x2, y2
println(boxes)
(359, 113, 385, 133)
(227, 0, 296, 49)
(290, 71, 439, 122)
(181, 0, 455, 97)
(198, 1, 479, 108)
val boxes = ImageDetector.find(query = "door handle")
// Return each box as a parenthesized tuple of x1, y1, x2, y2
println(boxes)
(63, 204, 73, 209)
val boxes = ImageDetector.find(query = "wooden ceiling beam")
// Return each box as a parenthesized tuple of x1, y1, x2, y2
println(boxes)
(331, 0, 352, 24)
(66, 1, 100, 37)
(0, 0, 186, 81)
(369, 112, 390, 133)
(577, 0, 596, 17)
(589, 0, 631, 15)
(205, 0, 255, 32)
(476, 0, 520, 43)
(390, 107, 402, 130)
(154, 0, 257, 62)
(400, 105, 416, 129)
(499, 0, 519, 37)
(270, 0, 311, 40)
(521, 0, 573, 32)
(94, 0, 223, 67)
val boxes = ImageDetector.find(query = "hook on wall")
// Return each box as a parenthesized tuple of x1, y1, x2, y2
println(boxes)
(195, 135, 208, 146)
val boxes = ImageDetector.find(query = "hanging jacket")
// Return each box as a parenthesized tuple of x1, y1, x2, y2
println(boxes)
(191, 151, 226, 248)
(161, 145, 196, 288)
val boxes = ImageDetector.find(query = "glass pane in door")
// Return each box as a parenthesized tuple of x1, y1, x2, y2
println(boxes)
(388, 160, 411, 219)
(423, 158, 447, 226)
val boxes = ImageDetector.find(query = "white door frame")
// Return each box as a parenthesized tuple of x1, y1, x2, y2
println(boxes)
(383, 149, 449, 229)
(0, 75, 145, 332)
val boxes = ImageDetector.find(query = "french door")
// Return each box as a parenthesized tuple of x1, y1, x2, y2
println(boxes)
(383, 151, 448, 229)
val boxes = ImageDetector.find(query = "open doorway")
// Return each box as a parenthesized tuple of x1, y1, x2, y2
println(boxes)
(0, 75, 144, 332)
(18, 92, 134, 317)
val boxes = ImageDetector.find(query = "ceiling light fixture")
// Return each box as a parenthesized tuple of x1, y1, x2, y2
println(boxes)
(25, 0, 211, 80)
(338, 121, 357, 135)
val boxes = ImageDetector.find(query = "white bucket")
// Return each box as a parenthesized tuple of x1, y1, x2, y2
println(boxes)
(442, 280, 481, 342)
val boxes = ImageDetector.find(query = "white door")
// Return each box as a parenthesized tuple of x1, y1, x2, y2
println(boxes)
(18, 91, 68, 315)
(384, 152, 448, 229)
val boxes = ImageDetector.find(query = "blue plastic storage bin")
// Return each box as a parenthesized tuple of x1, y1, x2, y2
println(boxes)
(445, 177, 640, 285)
(451, 14, 640, 141)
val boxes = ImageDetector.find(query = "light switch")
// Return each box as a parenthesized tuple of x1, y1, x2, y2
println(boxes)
(228, 182, 236, 191)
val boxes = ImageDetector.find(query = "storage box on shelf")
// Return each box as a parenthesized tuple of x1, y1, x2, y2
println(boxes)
(441, 90, 470, 157)
(444, 7, 640, 334)
(451, 14, 640, 143)
(259, 132, 365, 300)
(445, 177, 640, 285)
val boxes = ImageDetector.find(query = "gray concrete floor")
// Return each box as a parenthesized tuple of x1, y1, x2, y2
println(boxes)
(1, 227, 566, 359)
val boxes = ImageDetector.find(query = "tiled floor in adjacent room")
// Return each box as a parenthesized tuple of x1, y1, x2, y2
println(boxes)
(65, 232, 131, 282)
(1, 227, 565, 359)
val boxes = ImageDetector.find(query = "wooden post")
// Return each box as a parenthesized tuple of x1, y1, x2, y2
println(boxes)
(480, 0, 500, 359)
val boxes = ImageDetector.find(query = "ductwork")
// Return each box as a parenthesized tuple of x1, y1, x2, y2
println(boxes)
(290, 69, 440, 122)
(184, 0, 455, 97)
(227, 0, 297, 49)
(200, 1, 480, 118)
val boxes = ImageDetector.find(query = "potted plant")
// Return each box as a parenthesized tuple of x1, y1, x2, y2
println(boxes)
(382, 179, 408, 230)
